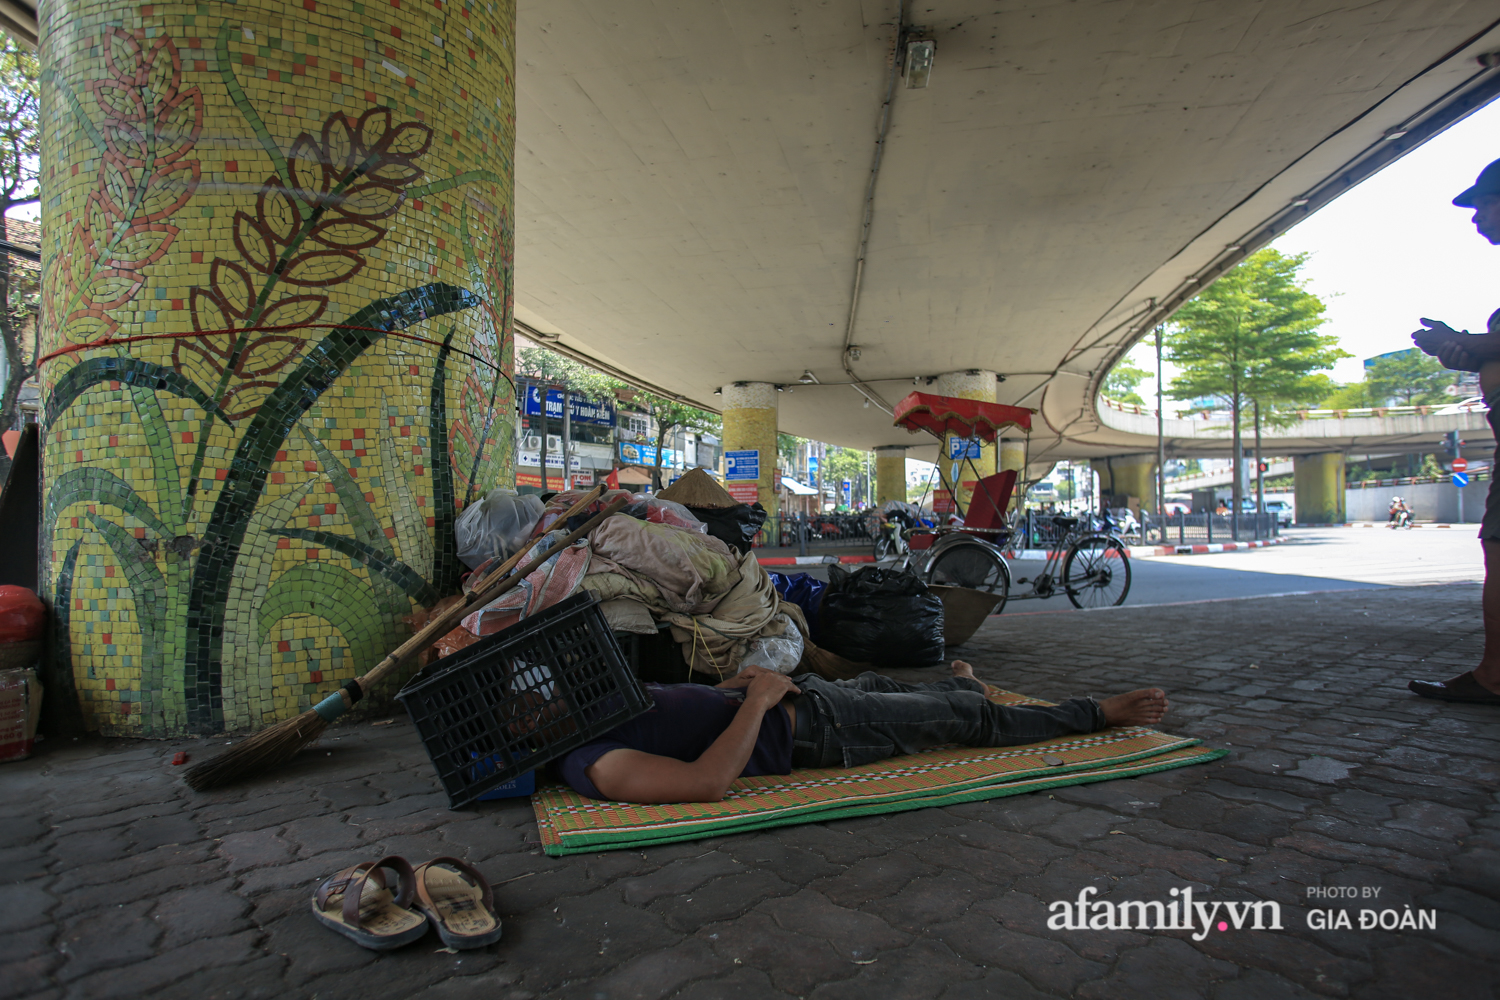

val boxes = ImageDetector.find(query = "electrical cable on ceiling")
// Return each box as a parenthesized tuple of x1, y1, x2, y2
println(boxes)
(837, 0, 912, 417)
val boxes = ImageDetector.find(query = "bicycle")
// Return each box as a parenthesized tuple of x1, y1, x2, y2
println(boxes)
(886, 511, 1131, 612)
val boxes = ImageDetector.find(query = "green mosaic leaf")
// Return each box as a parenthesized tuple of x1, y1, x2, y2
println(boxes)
(298, 427, 394, 555)
(40, 68, 107, 154)
(378, 399, 432, 577)
(85, 513, 169, 736)
(428, 326, 460, 595)
(185, 282, 479, 730)
(269, 528, 439, 605)
(215, 23, 298, 208)
(46, 467, 170, 539)
(45, 357, 231, 431)
(47, 539, 85, 730)
(406, 169, 502, 201)
(258, 564, 387, 676)
(129, 386, 185, 535)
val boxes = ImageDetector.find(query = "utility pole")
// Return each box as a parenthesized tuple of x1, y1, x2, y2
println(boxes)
(1155, 325, 1165, 542)
(561, 384, 572, 492)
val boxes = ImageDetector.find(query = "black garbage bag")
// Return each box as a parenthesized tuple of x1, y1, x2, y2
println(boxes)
(686, 502, 768, 555)
(818, 564, 945, 668)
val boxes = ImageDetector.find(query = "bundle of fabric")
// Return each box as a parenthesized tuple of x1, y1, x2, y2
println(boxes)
(456, 508, 821, 680)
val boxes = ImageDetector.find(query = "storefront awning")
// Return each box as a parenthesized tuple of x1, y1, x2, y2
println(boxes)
(780, 477, 819, 495)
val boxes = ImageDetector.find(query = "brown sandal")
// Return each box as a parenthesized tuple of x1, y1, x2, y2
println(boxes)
(311, 856, 430, 950)
(412, 857, 503, 949)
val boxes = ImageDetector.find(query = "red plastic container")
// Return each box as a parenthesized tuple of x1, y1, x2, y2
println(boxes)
(0, 587, 45, 644)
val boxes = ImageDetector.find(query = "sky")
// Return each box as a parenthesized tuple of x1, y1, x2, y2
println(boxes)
(1125, 95, 1500, 404)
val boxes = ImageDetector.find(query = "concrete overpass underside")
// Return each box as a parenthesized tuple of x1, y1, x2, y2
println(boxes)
(509, 1, 1500, 469)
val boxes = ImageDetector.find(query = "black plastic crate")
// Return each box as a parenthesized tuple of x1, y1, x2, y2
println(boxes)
(397, 592, 652, 808)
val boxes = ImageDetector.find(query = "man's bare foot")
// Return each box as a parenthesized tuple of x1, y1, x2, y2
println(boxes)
(1099, 688, 1169, 727)
(951, 660, 977, 680)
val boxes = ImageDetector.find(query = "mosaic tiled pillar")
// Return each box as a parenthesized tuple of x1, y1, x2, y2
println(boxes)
(874, 445, 905, 506)
(720, 382, 778, 522)
(37, 0, 517, 736)
(933, 370, 997, 514)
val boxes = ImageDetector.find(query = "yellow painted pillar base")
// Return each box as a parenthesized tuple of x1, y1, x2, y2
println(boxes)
(1294, 452, 1345, 524)
(998, 438, 1025, 514)
(721, 382, 779, 522)
(934, 370, 997, 514)
(1091, 455, 1157, 514)
(874, 447, 907, 506)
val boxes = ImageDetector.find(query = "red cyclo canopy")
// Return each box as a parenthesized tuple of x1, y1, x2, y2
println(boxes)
(892, 392, 1034, 442)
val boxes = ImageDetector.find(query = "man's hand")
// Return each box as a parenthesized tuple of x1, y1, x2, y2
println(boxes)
(1412, 318, 1486, 371)
(717, 664, 798, 691)
(742, 669, 800, 709)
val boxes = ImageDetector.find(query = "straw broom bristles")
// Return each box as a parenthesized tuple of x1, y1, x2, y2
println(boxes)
(185, 488, 622, 791)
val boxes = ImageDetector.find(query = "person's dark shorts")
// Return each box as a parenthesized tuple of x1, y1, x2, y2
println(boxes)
(1484, 386, 1500, 540)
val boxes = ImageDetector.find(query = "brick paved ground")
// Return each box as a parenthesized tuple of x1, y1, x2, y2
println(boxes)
(3, 584, 1498, 1000)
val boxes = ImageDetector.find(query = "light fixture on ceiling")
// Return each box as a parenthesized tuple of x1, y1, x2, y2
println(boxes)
(1291, 197, 1310, 207)
(904, 37, 935, 89)
(863, 398, 871, 408)
(713, 388, 722, 395)
(1383, 127, 1409, 141)
(799, 370, 816, 384)
(1225, 244, 1243, 251)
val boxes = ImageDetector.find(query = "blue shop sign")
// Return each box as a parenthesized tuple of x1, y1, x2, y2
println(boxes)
(522, 385, 615, 426)
(618, 442, 680, 466)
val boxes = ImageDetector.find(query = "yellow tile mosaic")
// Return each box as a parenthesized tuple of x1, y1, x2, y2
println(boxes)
(38, 0, 517, 736)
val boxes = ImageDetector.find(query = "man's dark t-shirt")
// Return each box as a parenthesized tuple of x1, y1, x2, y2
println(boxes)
(553, 683, 793, 799)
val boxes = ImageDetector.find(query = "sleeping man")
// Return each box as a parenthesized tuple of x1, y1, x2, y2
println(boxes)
(554, 663, 1169, 803)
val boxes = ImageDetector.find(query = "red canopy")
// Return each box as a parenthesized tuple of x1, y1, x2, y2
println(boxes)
(892, 391, 1033, 442)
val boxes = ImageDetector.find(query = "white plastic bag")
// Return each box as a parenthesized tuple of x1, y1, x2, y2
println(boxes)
(455, 488, 546, 570)
(741, 613, 805, 675)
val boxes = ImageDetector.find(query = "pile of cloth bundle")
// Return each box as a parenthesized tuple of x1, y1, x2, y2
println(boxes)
(433, 472, 812, 680)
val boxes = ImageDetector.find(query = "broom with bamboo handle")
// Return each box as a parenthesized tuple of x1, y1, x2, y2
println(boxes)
(186, 488, 625, 790)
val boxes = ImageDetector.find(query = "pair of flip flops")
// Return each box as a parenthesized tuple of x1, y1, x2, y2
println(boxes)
(311, 855, 503, 950)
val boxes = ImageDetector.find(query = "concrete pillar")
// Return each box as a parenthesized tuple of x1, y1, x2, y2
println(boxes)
(874, 446, 907, 506)
(1091, 454, 1157, 514)
(38, 2, 517, 735)
(998, 438, 1025, 512)
(933, 370, 997, 514)
(1294, 453, 1346, 524)
(721, 382, 779, 521)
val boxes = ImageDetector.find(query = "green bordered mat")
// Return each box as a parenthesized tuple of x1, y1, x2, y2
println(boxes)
(531, 687, 1226, 856)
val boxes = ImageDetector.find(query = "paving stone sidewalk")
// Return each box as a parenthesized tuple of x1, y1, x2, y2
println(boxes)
(3, 584, 1498, 1000)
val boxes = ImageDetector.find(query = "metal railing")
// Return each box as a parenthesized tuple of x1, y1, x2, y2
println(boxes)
(1138, 511, 1281, 545)
(1101, 394, 1485, 422)
(757, 512, 879, 550)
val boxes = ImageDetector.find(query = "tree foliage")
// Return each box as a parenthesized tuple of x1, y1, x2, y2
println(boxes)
(1166, 248, 1344, 509)
(1364, 350, 1454, 406)
(0, 33, 40, 473)
(1167, 249, 1345, 412)
(1103, 358, 1150, 405)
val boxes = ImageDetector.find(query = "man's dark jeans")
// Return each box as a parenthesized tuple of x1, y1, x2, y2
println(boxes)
(789, 672, 1106, 769)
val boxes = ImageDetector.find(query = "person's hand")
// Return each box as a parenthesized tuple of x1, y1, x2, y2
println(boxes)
(717, 664, 783, 690)
(1411, 317, 1463, 353)
(742, 668, 801, 710)
(1434, 340, 1483, 372)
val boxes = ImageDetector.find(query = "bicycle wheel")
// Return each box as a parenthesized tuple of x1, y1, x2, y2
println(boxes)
(1063, 535, 1131, 608)
(874, 533, 895, 560)
(926, 541, 1010, 613)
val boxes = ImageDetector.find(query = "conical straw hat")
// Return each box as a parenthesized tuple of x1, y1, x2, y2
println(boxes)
(657, 467, 738, 509)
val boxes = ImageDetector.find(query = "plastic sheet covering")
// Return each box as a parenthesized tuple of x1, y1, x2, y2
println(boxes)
(455, 489, 545, 570)
(534, 489, 636, 537)
(742, 612, 804, 674)
(687, 502, 768, 555)
(768, 572, 827, 643)
(622, 497, 706, 533)
(818, 564, 945, 668)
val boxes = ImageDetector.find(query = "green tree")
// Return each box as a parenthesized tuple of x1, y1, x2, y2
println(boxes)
(0, 35, 40, 477)
(1319, 379, 1373, 410)
(1167, 248, 1345, 519)
(1103, 358, 1150, 405)
(630, 392, 720, 489)
(777, 432, 805, 472)
(820, 446, 873, 507)
(1365, 350, 1454, 406)
(516, 346, 621, 402)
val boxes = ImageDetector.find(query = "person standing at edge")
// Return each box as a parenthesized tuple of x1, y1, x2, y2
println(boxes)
(1409, 158, 1500, 704)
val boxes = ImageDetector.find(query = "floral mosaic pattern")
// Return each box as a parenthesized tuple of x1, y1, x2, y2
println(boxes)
(38, 0, 517, 736)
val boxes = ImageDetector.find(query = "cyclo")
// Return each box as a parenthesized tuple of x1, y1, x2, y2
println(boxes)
(875, 391, 1131, 614)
